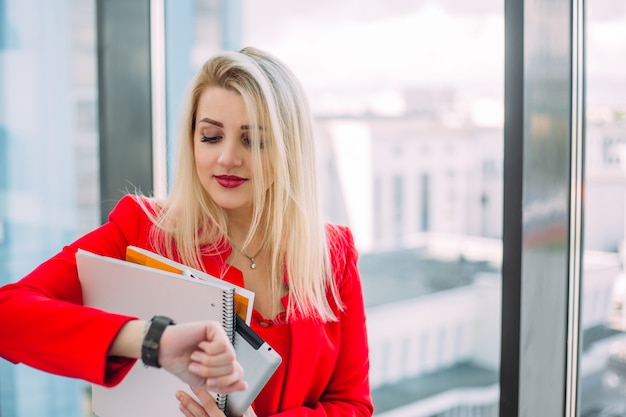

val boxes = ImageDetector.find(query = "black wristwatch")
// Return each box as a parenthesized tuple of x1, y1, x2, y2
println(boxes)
(141, 315, 176, 368)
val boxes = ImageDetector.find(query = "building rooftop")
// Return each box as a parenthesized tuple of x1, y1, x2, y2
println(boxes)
(358, 247, 499, 308)
(583, 324, 623, 352)
(371, 361, 499, 414)
(369, 326, 626, 415)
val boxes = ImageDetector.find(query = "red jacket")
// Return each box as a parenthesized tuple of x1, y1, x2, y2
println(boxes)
(0, 195, 373, 417)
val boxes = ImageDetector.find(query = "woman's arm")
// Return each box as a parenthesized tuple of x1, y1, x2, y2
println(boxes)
(110, 319, 247, 393)
(0, 195, 247, 394)
(0, 196, 147, 384)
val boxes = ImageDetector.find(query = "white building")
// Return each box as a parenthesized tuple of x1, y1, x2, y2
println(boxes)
(313, 89, 626, 416)
(360, 238, 621, 417)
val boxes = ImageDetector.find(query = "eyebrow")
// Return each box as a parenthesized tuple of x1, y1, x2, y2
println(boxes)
(198, 117, 249, 130)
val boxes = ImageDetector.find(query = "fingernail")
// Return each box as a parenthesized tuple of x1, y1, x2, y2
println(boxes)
(175, 392, 183, 401)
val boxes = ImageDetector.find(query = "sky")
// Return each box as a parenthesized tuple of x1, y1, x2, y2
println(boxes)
(240, 0, 626, 114)
(241, 1, 504, 112)
(239, 0, 506, 244)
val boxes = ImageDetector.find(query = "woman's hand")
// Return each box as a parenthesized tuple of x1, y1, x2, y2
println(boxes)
(176, 386, 258, 417)
(177, 386, 224, 417)
(159, 321, 247, 394)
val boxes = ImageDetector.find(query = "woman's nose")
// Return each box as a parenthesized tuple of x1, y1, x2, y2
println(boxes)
(217, 139, 243, 167)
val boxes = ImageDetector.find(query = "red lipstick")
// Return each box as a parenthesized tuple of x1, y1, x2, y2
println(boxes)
(214, 175, 248, 188)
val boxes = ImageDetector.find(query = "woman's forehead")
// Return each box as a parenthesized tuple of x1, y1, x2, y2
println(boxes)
(196, 87, 248, 127)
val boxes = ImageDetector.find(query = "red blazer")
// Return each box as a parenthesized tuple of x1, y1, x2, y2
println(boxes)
(0, 195, 373, 417)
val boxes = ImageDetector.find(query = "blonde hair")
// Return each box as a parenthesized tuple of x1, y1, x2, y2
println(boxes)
(142, 47, 341, 321)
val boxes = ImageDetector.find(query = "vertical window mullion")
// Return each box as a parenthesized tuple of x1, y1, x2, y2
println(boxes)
(501, 0, 583, 415)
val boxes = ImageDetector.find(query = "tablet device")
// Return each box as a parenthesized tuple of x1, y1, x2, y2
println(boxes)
(226, 316, 282, 417)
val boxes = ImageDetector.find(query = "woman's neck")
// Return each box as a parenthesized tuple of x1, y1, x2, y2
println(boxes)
(224, 207, 252, 237)
(225, 207, 267, 248)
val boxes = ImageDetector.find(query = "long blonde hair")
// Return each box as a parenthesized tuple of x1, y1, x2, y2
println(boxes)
(142, 47, 342, 321)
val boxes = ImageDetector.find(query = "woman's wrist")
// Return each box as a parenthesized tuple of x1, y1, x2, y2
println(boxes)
(108, 319, 146, 359)
(141, 315, 177, 367)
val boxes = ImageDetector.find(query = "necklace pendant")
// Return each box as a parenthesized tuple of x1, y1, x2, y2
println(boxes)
(231, 241, 263, 270)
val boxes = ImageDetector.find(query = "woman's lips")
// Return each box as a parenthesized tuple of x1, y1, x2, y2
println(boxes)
(214, 175, 248, 188)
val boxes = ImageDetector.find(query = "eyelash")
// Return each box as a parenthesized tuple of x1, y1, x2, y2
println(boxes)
(200, 135, 264, 149)
(200, 135, 222, 143)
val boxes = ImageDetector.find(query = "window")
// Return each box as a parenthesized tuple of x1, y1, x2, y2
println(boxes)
(393, 175, 404, 245)
(579, 1, 626, 415)
(0, 1, 98, 416)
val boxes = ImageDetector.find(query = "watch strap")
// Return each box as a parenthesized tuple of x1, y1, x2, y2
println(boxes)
(141, 315, 176, 368)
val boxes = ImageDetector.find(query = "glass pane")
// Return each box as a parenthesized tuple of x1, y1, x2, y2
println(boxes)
(166, 1, 504, 416)
(579, 1, 626, 416)
(0, 0, 98, 416)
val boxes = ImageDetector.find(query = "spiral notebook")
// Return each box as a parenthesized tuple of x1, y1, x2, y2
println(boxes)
(76, 249, 281, 417)
(124, 245, 254, 323)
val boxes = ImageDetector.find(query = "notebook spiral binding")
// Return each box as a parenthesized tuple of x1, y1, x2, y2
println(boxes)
(216, 287, 236, 411)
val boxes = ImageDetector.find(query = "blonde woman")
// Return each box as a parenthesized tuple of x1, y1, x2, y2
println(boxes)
(0, 47, 373, 417)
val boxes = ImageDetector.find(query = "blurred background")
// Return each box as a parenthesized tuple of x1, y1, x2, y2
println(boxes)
(0, 0, 625, 416)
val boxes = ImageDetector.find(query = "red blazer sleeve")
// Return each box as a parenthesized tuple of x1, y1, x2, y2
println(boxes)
(276, 225, 374, 417)
(0, 195, 152, 386)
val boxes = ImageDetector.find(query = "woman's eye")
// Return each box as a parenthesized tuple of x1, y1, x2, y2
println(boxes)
(200, 135, 222, 143)
(242, 136, 265, 149)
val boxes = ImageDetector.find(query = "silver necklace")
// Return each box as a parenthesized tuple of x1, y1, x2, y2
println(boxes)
(231, 242, 264, 269)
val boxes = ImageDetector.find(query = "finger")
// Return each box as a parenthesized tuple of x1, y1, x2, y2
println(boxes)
(197, 362, 246, 392)
(190, 348, 236, 368)
(179, 403, 203, 417)
(203, 322, 231, 344)
(190, 386, 224, 415)
(188, 360, 240, 380)
(188, 351, 243, 378)
(205, 376, 248, 395)
(177, 391, 209, 417)
(179, 403, 206, 417)
(197, 338, 235, 356)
